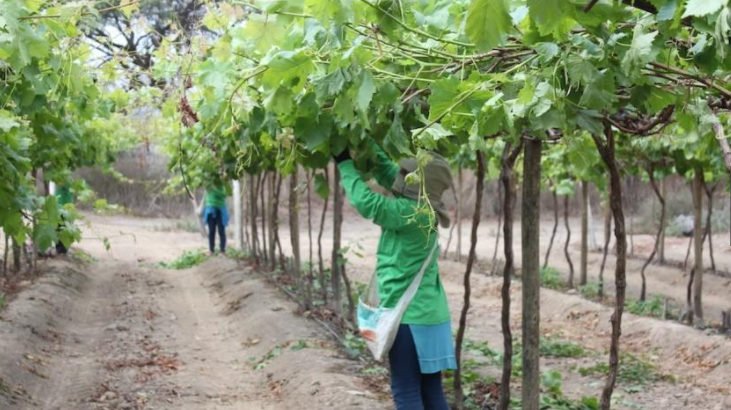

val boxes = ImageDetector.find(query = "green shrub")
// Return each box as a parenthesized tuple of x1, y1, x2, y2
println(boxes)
(361, 364, 388, 377)
(343, 331, 367, 358)
(0, 376, 9, 395)
(579, 282, 600, 300)
(224, 247, 249, 260)
(0, 293, 5, 310)
(541, 266, 564, 290)
(540, 337, 586, 358)
(578, 353, 670, 385)
(159, 249, 208, 269)
(464, 339, 500, 360)
(252, 344, 284, 370)
(70, 248, 95, 264)
(92, 198, 125, 214)
(175, 219, 202, 233)
(625, 296, 663, 318)
(539, 370, 599, 409)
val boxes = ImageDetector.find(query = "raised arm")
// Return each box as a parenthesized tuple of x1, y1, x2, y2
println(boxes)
(368, 140, 400, 190)
(337, 159, 411, 230)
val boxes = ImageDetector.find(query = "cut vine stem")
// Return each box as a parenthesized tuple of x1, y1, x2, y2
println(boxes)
(498, 139, 522, 410)
(453, 150, 485, 410)
(592, 122, 627, 410)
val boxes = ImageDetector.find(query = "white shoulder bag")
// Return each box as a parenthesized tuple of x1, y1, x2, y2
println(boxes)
(356, 242, 438, 361)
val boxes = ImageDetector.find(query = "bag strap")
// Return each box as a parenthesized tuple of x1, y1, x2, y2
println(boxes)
(363, 265, 380, 305)
(361, 240, 439, 308)
(393, 240, 439, 311)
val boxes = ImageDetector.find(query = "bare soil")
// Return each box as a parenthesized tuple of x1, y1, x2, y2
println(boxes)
(0, 214, 385, 409)
(273, 209, 731, 409)
(1, 210, 729, 410)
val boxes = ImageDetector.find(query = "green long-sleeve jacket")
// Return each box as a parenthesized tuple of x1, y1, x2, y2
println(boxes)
(337, 149, 450, 325)
(205, 185, 227, 208)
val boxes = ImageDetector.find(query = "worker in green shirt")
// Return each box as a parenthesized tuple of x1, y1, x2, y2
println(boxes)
(55, 184, 73, 255)
(203, 183, 229, 254)
(334, 143, 455, 410)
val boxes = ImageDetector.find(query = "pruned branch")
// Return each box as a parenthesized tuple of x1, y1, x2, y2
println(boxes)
(651, 63, 731, 99)
(620, 0, 658, 14)
(605, 105, 675, 136)
(711, 118, 731, 174)
(583, 0, 600, 13)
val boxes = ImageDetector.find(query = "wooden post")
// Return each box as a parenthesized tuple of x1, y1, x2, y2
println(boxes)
(722, 310, 731, 333)
(249, 174, 259, 262)
(331, 166, 343, 316)
(12, 238, 21, 273)
(260, 173, 268, 264)
(564, 194, 575, 288)
(543, 189, 559, 269)
(317, 168, 330, 303)
(456, 167, 463, 261)
(580, 181, 589, 285)
(269, 174, 278, 270)
(658, 178, 666, 263)
(692, 168, 704, 325)
(289, 170, 305, 307)
(233, 180, 243, 249)
(521, 137, 542, 410)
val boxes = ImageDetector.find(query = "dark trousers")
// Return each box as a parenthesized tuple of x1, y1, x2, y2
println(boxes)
(56, 218, 67, 254)
(389, 325, 448, 410)
(207, 208, 226, 253)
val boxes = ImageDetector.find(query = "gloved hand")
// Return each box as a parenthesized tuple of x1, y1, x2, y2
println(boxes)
(333, 148, 351, 163)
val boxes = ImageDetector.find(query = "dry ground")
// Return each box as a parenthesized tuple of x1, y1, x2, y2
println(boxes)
(0, 210, 729, 410)
(0, 214, 385, 410)
(269, 209, 731, 409)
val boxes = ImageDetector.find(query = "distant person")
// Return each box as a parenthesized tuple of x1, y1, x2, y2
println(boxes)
(55, 184, 73, 255)
(334, 142, 455, 410)
(203, 183, 229, 255)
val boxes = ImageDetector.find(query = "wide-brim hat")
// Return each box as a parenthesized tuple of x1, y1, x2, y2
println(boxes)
(391, 153, 453, 228)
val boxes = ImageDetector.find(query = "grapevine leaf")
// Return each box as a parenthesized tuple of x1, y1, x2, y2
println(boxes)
(241, 16, 287, 53)
(305, 0, 350, 24)
(296, 115, 330, 152)
(261, 50, 314, 93)
(264, 86, 294, 116)
(314, 173, 330, 199)
(314, 68, 347, 100)
(356, 71, 375, 112)
(198, 59, 233, 90)
(0, 110, 21, 132)
(412, 123, 452, 150)
(575, 110, 604, 135)
(566, 56, 599, 86)
(683, 0, 726, 18)
(428, 77, 460, 121)
(121, 1, 139, 18)
(656, 0, 679, 21)
(534, 42, 560, 62)
(477, 93, 507, 136)
(621, 26, 658, 77)
(466, 0, 511, 51)
(527, 0, 571, 37)
(579, 71, 616, 110)
(384, 116, 412, 157)
(555, 179, 575, 196)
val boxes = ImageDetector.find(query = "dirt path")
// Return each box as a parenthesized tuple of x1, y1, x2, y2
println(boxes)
(0, 215, 385, 409)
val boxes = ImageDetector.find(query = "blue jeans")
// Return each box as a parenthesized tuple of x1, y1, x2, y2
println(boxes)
(389, 325, 449, 410)
(206, 208, 226, 253)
